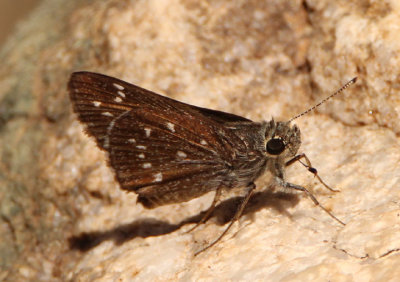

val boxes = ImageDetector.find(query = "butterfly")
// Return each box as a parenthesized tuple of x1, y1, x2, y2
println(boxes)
(68, 71, 356, 254)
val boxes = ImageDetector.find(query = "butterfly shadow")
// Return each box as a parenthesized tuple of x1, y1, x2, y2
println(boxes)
(204, 189, 301, 226)
(68, 190, 300, 252)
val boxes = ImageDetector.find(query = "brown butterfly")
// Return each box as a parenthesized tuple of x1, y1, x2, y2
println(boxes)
(68, 72, 356, 255)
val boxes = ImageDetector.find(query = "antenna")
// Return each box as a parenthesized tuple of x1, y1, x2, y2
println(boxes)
(288, 77, 357, 123)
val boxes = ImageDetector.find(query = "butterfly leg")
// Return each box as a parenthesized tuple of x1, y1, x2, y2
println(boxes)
(275, 177, 345, 226)
(285, 153, 339, 192)
(186, 186, 223, 233)
(194, 183, 256, 256)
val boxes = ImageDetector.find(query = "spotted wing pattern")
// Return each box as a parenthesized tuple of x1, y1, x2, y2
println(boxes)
(68, 72, 251, 208)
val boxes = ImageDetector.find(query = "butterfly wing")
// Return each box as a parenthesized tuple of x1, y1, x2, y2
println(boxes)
(188, 104, 252, 123)
(68, 72, 250, 208)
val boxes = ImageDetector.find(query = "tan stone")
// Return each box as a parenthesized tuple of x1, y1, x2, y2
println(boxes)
(1, 0, 399, 281)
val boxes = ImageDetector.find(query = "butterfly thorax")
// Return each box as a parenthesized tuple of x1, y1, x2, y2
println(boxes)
(222, 120, 301, 189)
(220, 121, 268, 188)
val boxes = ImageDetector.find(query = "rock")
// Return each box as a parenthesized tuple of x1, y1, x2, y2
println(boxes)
(1, 0, 399, 280)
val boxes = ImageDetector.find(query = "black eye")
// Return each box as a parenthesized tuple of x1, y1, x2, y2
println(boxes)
(266, 138, 285, 155)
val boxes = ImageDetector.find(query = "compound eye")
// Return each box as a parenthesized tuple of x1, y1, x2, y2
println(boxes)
(266, 138, 285, 155)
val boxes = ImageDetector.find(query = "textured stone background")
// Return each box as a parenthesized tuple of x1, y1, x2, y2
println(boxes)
(0, 0, 399, 281)
(0, 0, 41, 46)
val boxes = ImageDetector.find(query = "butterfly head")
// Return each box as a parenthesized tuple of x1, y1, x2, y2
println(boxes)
(264, 119, 301, 159)
(263, 78, 357, 160)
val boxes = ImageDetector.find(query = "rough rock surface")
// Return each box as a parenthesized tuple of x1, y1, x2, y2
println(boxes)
(0, 0, 399, 281)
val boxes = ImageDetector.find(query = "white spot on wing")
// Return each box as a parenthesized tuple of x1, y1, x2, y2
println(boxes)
(144, 128, 151, 137)
(177, 151, 187, 158)
(142, 163, 152, 168)
(137, 145, 147, 150)
(114, 97, 122, 103)
(128, 138, 136, 143)
(154, 172, 163, 182)
(167, 122, 175, 132)
(117, 91, 126, 98)
(104, 138, 109, 149)
(200, 140, 208, 145)
(104, 110, 131, 149)
(104, 119, 116, 148)
(93, 101, 101, 107)
(102, 112, 113, 117)
(138, 153, 145, 159)
(107, 120, 116, 133)
(113, 83, 124, 90)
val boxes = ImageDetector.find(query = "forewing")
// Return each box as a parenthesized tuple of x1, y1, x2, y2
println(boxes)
(68, 72, 244, 206)
(189, 105, 252, 123)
